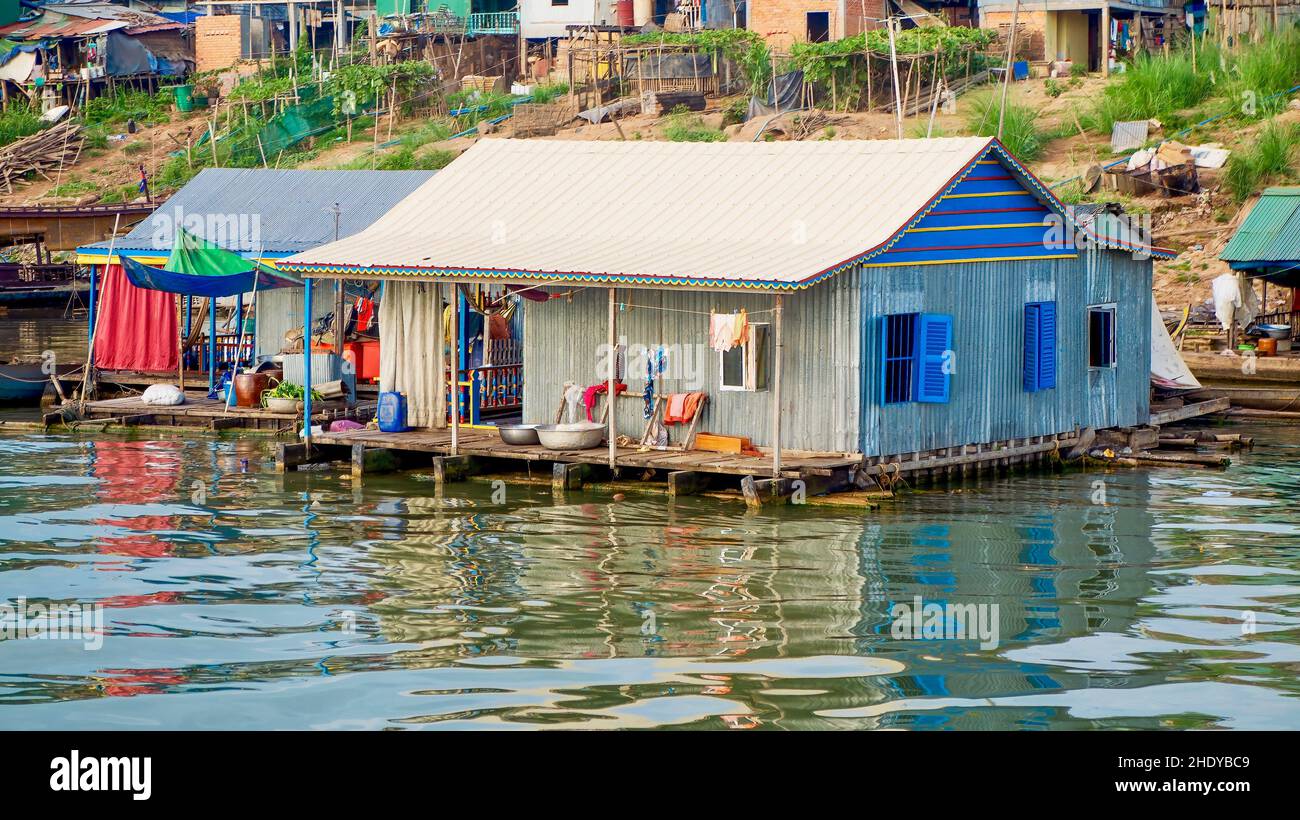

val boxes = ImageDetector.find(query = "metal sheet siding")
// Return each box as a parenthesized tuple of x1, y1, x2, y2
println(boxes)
(1219, 187, 1300, 264)
(858, 250, 1151, 457)
(255, 281, 333, 360)
(522, 277, 861, 452)
(520, 250, 1150, 457)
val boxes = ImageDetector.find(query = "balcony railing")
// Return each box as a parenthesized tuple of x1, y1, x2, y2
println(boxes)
(467, 11, 519, 36)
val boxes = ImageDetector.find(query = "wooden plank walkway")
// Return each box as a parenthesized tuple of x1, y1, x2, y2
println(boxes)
(308, 426, 862, 479)
(82, 393, 374, 431)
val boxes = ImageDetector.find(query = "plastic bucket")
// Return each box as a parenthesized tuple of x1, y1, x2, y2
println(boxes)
(172, 84, 194, 113)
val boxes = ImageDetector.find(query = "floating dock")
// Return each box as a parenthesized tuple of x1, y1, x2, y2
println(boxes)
(75, 394, 374, 432)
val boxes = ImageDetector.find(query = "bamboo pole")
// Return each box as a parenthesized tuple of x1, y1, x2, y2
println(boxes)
(608, 287, 616, 469)
(887, 17, 903, 139)
(771, 293, 783, 478)
(450, 283, 460, 455)
(998, 0, 1021, 138)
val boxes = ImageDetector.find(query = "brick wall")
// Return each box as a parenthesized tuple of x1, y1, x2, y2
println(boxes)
(749, 0, 885, 50)
(195, 14, 246, 73)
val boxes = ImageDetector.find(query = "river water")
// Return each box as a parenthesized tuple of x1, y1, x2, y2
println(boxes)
(1, 423, 1297, 730)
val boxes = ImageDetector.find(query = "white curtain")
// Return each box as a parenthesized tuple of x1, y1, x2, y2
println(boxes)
(379, 281, 445, 428)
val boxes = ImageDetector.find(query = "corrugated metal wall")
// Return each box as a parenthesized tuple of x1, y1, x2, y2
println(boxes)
(255, 281, 333, 360)
(521, 278, 862, 453)
(521, 249, 1150, 457)
(859, 247, 1151, 457)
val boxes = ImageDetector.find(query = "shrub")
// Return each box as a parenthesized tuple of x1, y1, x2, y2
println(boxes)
(964, 91, 1046, 161)
(1223, 121, 1300, 201)
(663, 109, 725, 142)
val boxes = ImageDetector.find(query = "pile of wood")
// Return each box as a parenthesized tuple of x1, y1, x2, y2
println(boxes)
(0, 122, 85, 194)
(511, 101, 577, 138)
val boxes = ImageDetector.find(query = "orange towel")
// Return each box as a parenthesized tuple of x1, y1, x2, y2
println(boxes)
(664, 392, 705, 425)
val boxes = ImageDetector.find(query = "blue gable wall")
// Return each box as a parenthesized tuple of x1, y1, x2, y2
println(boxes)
(872, 157, 1077, 267)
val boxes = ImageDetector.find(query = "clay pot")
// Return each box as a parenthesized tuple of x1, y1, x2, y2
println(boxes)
(234, 372, 270, 408)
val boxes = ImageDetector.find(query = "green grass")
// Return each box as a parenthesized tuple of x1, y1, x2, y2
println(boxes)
(663, 108, 725, 143)
(963, 92, 1046, 161)
(1220, 28, 1300, 120)
(48, 179, 98, 198)
(123, 141, 150, 155)
(530, 82, 569, 105)
(0, 105, 45, 147)
(1223, 121, 1300, 201)
(338, 146, 457, 171)
(1078, 48, 1215, 134)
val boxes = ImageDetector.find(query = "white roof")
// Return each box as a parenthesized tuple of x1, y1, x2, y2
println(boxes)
(283, 136, 1000, 290)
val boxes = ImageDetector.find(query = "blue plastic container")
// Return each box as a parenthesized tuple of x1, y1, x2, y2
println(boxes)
(377, 391, 408, 433)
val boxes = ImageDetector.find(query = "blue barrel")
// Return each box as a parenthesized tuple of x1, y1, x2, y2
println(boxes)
(377, 392, 408, 433)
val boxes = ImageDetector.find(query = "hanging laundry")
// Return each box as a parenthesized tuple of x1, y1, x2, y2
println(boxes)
(354, 297, 374, 333)
(663, 392, 706, 425)
(730, 309, 748, 349)
(710, 311, 748, 352)
(582, 381, 628, 421)
(644, 346, 666, 419)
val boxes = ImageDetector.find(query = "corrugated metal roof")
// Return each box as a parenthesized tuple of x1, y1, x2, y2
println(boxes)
(282, 137, 1166, 291)
(0, 5, 180, 39)
(1220, 187, 1300, 265)
(78, 168, 438, 257)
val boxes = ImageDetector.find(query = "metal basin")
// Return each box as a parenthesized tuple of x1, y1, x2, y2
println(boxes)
(1257, 323, 1291, 340)
(535, 422, 605, 451)
(496, 423, 540, 446)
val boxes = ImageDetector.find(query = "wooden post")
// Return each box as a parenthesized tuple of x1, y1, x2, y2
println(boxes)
(887, 17, 903, 139)
(177, 294, 185, 392)
(302, 279, 313, 444)
(1101, 3, 1111, 78)
(771, 293, 783, 478)
(607, 287, 616, 469)
(998, 0, 1020, 139)
(450, 282, 460, 455)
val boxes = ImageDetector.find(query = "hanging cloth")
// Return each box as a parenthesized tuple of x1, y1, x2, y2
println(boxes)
(710, 312, 737, 352)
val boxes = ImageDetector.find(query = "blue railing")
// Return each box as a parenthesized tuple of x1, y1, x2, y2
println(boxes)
(467, 11, 518, 35)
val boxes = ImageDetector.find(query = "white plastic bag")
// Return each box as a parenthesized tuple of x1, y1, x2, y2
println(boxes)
(140, 384, 185, 406)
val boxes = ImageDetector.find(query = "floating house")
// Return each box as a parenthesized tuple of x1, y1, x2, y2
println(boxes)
(1220, 186, 1300, 332)
(0, 2, 192, 104)
(281, 137, 1170, 486)
(75, 168, 436, 386)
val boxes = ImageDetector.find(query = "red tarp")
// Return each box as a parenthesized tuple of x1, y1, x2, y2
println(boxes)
(92, 263, 178, 372)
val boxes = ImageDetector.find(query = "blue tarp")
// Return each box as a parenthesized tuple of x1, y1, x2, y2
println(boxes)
(120, 257, 299, 298)
(159, 11, 205, 24)
(105, 31, 187, 78)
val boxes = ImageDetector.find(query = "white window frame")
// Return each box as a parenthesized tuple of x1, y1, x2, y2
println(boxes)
(719, 323, 770, 392)
(1087, 303, 1117, 370)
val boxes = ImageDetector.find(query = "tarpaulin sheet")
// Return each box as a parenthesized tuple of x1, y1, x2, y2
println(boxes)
(105, 31, 185, 77)
(746, 70, 803, 121)
(91, 264, 178, 372)
(122, 227, 302, 296)
(624, 52, 714, 80)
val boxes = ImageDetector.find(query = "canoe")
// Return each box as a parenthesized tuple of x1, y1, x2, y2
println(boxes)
(0, 362, 78, 403)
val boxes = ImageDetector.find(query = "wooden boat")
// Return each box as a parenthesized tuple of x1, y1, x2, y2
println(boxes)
(0, 362, 79, 403)
(1181, 350, 1300, 411)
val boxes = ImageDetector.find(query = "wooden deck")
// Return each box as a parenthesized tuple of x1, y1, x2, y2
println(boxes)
(80, 393, 374, 431)
(304, 426, 862, 480)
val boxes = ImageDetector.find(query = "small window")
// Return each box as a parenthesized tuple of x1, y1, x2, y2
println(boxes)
(1024, 301, 1057, 391)
(1088, 305, 1116, 368)
(806, 11, 830, 43)
(552, 0, 569, 5)
(882, 313, 917, 404)
(880, 312, 953, 404)
(720, 323, 770, 392)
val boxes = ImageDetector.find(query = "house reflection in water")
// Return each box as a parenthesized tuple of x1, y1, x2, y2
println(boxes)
(362, 475, 1159, 724)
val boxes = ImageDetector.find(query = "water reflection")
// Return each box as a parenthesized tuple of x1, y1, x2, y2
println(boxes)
(0, 429, 1297, 730)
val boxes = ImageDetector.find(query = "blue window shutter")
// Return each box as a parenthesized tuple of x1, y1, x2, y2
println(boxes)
(1039, 301, 1057, 389)
(879, 315, 888, 406)
(1023, 303, 1041, 392)
(914, 313, 952, 403)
